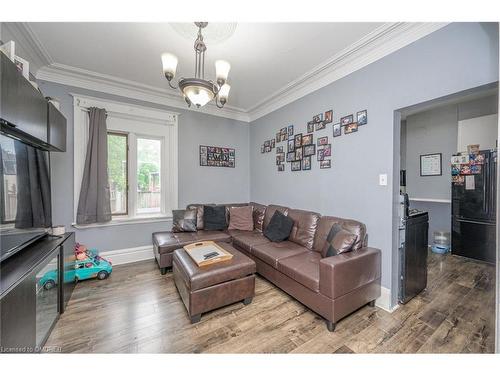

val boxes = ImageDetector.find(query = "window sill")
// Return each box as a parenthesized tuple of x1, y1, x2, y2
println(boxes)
(72, 214, 172, 229)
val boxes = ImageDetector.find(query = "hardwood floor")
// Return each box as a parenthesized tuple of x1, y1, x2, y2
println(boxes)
(45, 251, 495, 353)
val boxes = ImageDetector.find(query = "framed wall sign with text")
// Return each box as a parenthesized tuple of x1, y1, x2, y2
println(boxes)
(420, 153, 442, 176)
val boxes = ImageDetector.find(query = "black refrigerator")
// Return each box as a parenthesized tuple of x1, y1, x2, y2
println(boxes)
(452, 150, 497, 264)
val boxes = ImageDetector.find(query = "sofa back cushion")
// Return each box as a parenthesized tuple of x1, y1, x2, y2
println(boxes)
(222, 202, 248, 223)
(186, 203, 215, 230)
(172, 209, 198, 232)
(263, 204, 289, 230)
(313, 216, 366, 253)
(203, 205, 228, 230)
(249, 202, 266, 232)
(287, 209, 320, 250)
(228, 206, 254, 231)
(263, 211, 294, 242)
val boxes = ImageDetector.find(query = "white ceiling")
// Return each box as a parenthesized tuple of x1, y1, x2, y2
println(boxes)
(27, 22, 384, 110)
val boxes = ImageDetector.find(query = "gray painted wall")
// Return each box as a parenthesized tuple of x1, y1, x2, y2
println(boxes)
(249, 22, 499, 297)
(37, 81, 250, 251)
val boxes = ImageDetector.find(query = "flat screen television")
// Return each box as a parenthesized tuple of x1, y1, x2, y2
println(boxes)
(0, 133, 52, 262)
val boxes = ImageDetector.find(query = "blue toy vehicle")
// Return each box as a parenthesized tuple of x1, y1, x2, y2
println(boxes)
(39, 256, 112, 290)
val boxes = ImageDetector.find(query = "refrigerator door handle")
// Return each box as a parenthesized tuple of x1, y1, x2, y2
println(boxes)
(456, 218, 496, 226)
(483, 158, 488, 213)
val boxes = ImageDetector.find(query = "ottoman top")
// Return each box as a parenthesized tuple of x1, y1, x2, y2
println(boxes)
(173, 242, 256, 291)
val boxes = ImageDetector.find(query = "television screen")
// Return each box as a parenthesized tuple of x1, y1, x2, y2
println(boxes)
(0, 134, 52, 262)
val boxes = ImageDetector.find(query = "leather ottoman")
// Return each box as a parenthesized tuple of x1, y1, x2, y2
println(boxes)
(172, 242, 256, 323)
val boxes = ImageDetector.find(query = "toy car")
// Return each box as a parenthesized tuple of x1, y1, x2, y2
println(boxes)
(39, 256, 113, 290)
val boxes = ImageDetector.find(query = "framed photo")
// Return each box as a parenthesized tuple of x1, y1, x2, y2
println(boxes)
(302, 156, 311, 170)
(287, 139, 295, 153)
(307, 121, 314, 133)
(294, 133, 302, 148)
(265, 145, 271, 153)
(200, 145, 235, 168)
(278, 164, 285, 172)
(14, 55, 29, 79)
(276, 146, 284, 153)
(357, 110, 367, 125)
(271, 139, 276, 148)
(322, 144, 331, 157)
(302, 134, 313, 146)
(287, 151, 295, 162)
(324, 110, 333, 124)
(264, 140, 270, 147)
(295, 147, 303, 160)
(303, 144, 316, 157)
(288, 125, 294, 137)
(313, 113, 323, 123)
(420, 153, 442, 176)
(317, 149, 325, 161)
(291, 161, 301, 171)
(281, 133, 287, 142)
(281, 127, 287, 135)
(277, 153, 285, 163)
(333, 123, 341, 137)
(276, 133, 281, 143)
(261, 145, 265, 153)
(340, 114, 353, 126)
(315, 121, 326, 131)
(317, 136, 328, 146)
(320, 160, 331, 169)
(344, 122, 358, 134)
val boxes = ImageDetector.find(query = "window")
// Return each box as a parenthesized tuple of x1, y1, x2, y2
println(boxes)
(73, 95, 178, 225)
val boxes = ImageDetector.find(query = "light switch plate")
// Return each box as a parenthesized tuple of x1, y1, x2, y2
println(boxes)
(379, 174, 388, 186)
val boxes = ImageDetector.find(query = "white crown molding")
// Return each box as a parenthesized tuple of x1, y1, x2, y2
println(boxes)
(36, 63, 250, 122)
(246, 22, 449, 122)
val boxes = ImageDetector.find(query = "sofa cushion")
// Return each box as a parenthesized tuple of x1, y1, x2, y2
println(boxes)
(321, 223, 357, 257)
(172, 209, 198, 232)
(186, 203, 215, 230)
(229, 229, 270, 253)
(249, 202, 266, 232)
(222, 202, 249, 223)
(287, 209, 320, 250)
(263, 211, 294, 242)
(153, 230, 231, 255)
(313, 216, 367, 253)
(263, 204, 289, 231)
(228, 206, 254, 231)
(252, 241, 308, 268)
(277, 252, 321, 292)
(203, 205, 227, 231)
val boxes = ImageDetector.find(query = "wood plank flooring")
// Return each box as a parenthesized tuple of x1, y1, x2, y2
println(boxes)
(45, 251, 495, 353)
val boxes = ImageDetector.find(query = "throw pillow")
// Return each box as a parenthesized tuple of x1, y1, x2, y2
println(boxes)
(263, 210, 294, 242)
(172, 209, 198, 232)
(203, 205, 227, 231)
(321, 224, 357, 257)
(228, 206, 254, 231)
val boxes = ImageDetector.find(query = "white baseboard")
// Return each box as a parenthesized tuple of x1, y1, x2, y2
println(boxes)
(375, 286, 399, 313)
(99, 245, 154, 266)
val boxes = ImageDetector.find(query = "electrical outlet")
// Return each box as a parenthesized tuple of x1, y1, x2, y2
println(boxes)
(379, 174, 388, 186)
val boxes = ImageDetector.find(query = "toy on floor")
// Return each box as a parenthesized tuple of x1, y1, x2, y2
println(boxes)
(38, 243, 113, 290)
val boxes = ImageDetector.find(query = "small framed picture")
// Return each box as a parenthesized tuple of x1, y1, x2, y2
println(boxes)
(333, 123, 341, 137)
(278, 164, 285, 172)
(291, 161, 301, 171)
(281, 133, 287, 142)
(313, 113, 323, 123)
(295, 147, 303, 160)
(288, 125, 294, 137)
(281, 127, 287, 135)
(320, 160, 331, 169)
(264, 140, 270, 147)
(322, 144, 331, 157)
(276, 133, 281, 143)
(261, 145, 265, 153)
(287, 139, 295, 153)
(302, 156, 311, 170)
(271, 139, 275, 148)
(357, 110, 367, 125)
(324, 110, 333, 124)
(303, 144, 316, 157)
(340, 114, 353, 126)
(317, 136, 328, 146)
(344, 122, 358, 134)
(315, 121, 326, 131)
(276, 146, 284, 153)
(294, 133, 302, 149)
(307, 121, 315, 133)
(317, 149, 325, 161)
(302, 134, 313, 146)
(287, 151, 295, 162)
(420, 153, 442, 176)
(265, 145, 271, 152)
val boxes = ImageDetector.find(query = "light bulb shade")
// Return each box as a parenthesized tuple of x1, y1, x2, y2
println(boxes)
(179, 78, 215, 108)
(215, 60, 231, 82)
(161, 53, 178, 77)
(218, 83, 231, 101)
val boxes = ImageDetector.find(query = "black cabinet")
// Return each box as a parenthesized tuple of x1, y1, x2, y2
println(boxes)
(48, 102, 67, 152)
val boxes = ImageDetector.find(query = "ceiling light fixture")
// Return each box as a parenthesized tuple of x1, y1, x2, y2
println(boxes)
(161, 22, 231, 109)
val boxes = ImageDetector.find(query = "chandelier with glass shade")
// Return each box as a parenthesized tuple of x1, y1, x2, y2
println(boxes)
(161, 22, 231, 109)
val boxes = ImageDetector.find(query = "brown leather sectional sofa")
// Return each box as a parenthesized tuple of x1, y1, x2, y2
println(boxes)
(152, 202, 381, 331)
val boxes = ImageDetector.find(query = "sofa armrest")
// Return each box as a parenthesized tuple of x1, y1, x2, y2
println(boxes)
(319, 247, 381, 299)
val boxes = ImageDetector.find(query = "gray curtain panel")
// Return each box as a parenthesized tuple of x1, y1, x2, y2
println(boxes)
(76, 107, 112, 224)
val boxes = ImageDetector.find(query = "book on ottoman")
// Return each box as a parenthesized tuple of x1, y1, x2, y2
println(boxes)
(183, 241, 234, 267)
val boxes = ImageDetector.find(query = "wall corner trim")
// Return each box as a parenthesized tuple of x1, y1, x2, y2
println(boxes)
(375, 286, 399, 313)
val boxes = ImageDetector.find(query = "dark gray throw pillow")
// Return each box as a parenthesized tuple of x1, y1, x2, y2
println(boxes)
(172, 209, 198, 232)
(321, 223, 357, 258)
(264, 210, 294, 242)
(203, 205, 227, 231)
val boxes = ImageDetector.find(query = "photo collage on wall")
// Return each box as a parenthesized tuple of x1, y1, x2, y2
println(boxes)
(200, 145, 235, 168)
(260, 108, 368, 172)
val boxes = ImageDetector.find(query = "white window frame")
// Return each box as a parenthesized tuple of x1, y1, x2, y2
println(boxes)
(72, 94, 178, 227)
